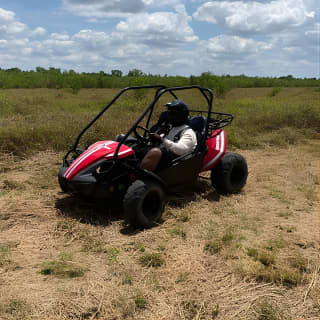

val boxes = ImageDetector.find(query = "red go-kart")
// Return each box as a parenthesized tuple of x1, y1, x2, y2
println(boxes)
(58, 85, 248, 228)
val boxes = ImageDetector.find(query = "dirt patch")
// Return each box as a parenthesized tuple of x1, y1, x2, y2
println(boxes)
(0, 141, 319, 319)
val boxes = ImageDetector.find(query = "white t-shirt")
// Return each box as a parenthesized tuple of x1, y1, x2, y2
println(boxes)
(161, 125, 197, 156)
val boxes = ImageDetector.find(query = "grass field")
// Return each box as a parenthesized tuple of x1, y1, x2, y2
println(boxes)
(0, 87, 319, 319)
(0, 87, 319, 155)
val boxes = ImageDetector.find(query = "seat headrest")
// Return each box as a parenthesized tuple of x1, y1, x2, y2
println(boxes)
(189, 116, 206, 133)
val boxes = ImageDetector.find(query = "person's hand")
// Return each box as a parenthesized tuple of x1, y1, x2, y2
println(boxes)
(148, 133, 162, 142)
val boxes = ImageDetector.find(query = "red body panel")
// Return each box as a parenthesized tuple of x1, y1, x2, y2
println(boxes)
(64, 141, 134, 181)
(200, 130, 226, 172)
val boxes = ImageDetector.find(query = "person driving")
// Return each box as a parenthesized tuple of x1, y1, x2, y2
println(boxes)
(140, 100, 197, 171)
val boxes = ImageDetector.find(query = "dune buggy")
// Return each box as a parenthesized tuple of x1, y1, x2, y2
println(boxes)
(58, 85, 248, 228)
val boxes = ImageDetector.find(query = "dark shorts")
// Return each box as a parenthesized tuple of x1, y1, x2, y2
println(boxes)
(157, 146, 177, 170)
(137, 145, 177, 171)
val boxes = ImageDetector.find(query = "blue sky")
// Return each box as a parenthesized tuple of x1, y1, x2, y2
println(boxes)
(0, 0, 318, 77)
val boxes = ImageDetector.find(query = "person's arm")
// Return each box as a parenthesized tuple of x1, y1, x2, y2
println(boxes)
(162, 129, 197, 156)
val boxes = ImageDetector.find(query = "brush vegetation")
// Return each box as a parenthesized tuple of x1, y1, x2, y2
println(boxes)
(1, 68, 319, 91)
(0, 87, 319, 156)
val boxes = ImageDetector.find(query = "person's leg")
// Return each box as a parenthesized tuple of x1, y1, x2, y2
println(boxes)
(140, 148, 162, 171)
(156, 147, 177, 171)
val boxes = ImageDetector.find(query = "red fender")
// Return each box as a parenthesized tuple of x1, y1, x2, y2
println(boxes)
(64, 141, 134, 181)
(201, 130, 226, 172)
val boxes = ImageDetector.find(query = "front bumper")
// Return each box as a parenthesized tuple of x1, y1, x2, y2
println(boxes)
(58, 167, 113, 199)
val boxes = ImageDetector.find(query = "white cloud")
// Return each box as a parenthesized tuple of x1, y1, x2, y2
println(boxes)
(194, 35, 275, 75)
(115, 5, 198, 46)
(274, 22, 319, 48)
(143, 0, 182, 7)
(0, 7, 15, 23)
(72, 29, 112, 51)
(202, 35, 272, 56)
(22, 47, 33, 55)
(194, 0, 315, 34)
(0, 8, 27, 37)
(63, 0, 144, 18)
(63, 0, 184, 19)
(30, 27, 47, 37)
(305, 23, 320, 37)
(63, 0, 183, 19)
(6, 21, 26, 34)
(0, 39, 7, 47)
(50, 33, 70, 41)
(65, 0, 145, 13)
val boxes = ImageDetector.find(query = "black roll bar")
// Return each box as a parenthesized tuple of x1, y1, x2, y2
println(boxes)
(64, 85, 215, 164)
(113, 85, 214, 161)
(64, 85, 169, 160)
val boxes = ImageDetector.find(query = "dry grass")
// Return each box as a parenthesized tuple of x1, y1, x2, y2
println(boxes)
(0, 140, 319, 319)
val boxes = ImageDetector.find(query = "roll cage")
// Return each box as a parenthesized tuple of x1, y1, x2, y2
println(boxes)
(64, 85, 233, 163)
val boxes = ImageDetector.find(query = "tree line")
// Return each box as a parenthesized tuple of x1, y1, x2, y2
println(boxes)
(0, 67, 318, 95)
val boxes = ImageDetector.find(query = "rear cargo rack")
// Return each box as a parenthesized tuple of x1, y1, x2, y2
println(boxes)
(189, 109, 233, 138)
(207, 112, 233, 136)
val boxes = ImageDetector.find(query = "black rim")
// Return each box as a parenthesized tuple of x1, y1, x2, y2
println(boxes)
(142, 190, 161, 220)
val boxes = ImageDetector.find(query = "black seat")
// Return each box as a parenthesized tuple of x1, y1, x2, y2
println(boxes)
(189, 116, 207, 145)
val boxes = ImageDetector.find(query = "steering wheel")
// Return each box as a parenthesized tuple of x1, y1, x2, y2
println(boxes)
(133, 125, 151, 143)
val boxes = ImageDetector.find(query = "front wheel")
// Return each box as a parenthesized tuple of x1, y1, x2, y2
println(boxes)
(123, 180, 165, 228)
(211, 152, 248, 194)
(58, 167, 69, 193)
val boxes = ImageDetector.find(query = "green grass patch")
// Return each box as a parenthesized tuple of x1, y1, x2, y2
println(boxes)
(139, 252, 164, 268)
(247, 247, 275, 266)
(40, 252, 85, 278)
(169, 225, 187, 240)
(288, 254, 309, 273)
(105, 247, 120, 265)
(251, 298, 286, 320)
(263, 239, 287, 251)
(2, 179, 25, 191)
(181, 300, 219, 320)
(121, 271, 134, 285)
(133, 291, 148, 310)
(112, 290, 149, 318)
(0, 242, 18, 269)
(270, 87, 282, 97)
(0, 298, 31, 319)
(241, 246, 310, 287)
(204, 240, 224, 255)
(204, 227, 244, 255)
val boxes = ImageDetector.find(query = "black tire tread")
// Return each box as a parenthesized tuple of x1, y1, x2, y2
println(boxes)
(123, 180, 164, 228)
(211, 152, 248, 194)
(58, 170, 69, 193)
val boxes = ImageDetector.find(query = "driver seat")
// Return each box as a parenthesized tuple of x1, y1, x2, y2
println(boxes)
(189, 116, 207, 151)
(189, 116, 206, 139)
(156, 116, 207, 185)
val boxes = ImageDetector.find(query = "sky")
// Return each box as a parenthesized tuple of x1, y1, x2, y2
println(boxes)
(0, 0, 319, 78)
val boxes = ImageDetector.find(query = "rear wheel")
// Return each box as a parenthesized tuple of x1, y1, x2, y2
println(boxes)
(211, 152, 248, 194)
(123, 180, 165, 228)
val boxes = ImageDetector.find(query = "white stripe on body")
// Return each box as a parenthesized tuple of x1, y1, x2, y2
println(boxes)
(201, 131, 225, 171)
(64, 141, 114, 179)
